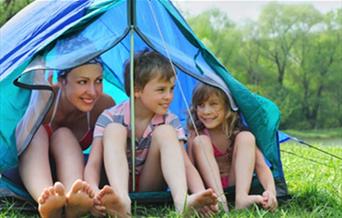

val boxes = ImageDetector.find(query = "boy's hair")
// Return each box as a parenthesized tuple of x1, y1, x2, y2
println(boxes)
(124, 50, 174, 96)
(188, 83, 241, 140)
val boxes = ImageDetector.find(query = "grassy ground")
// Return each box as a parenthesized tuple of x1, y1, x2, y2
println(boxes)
(1, 139, 341, 217)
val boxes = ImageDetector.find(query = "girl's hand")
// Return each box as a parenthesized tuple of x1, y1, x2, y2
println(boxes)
(262, 190, 278, 212)
(90, 197, 106, 217)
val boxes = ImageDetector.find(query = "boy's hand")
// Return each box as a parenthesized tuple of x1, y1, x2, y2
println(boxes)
(261, 190, 278, 212)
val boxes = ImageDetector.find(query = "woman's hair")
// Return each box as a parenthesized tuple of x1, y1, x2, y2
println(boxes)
(188, 83, 241, 140)
(57, 57, 103, 80)
(124, 50, 174, 96)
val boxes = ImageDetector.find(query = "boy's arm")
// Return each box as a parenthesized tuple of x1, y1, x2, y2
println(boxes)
(84, 137, 103, 193)
(180, 140, 206, 194)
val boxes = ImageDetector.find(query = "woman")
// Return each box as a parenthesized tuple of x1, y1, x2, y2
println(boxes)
(18, 59, 115, 218)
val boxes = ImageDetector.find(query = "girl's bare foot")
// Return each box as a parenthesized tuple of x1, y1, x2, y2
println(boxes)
(177, 188, 218, 216)
(65, 179, 94, 218)
(97, 185, 131, 218)
(235, 195, 264, 209)
(38, 182, 66, 218)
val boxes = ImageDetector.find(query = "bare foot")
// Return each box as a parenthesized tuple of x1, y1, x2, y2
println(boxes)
(96, 185, 131, 218)
(65, 179, 94, 218)
(178, 188, 218, 216)
(38, 182, 66, 218)
(235, 195, 264, 209)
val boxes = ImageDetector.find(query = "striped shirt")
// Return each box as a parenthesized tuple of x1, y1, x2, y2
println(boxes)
(94, 100, 187, 175)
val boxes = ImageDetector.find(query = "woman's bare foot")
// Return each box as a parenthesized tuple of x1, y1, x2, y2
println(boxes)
(235, 195, 264, 209)
(177, 188, 218, 216)
(65, 179, 94, 218)
(97, 185, 131, 218)
(38, 182, 66, 218)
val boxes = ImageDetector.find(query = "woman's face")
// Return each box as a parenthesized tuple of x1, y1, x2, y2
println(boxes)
(61, 64, 103, 112)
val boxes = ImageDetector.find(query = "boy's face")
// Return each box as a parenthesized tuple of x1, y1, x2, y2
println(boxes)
(135, 75, 175, 115)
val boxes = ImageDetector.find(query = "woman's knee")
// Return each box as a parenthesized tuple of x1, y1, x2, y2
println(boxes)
(51, 127, 74, 140)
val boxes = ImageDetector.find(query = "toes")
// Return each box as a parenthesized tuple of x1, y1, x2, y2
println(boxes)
(54, 182, 65, 196)
(70, 179, 83, 193)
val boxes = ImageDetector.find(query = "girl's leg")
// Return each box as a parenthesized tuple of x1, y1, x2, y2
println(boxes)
(191, 135, 228, 211)
(50, 127, 94, 218)
(139, 125, 217, 214)
(98, 123, 131, 218)
(229, 131, 263, 209)
(19, 126, 66, 218)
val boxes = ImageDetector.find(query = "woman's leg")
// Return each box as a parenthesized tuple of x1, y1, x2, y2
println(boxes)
(139, 125, 217, 214)
(229, 131, 263, 209)
(50, 127, 94, 218)
(19, 126, 66, 218)
(191, 135, 228, 211)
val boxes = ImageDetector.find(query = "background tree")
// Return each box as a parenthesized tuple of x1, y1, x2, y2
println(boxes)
(0, 0, 33, 26)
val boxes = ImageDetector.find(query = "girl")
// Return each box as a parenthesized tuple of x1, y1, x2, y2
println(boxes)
(187, 83, 278, 211)
(18, 59, 115, 218)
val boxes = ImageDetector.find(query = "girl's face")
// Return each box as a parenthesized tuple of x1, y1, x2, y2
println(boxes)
(196, 93, 226, 130)
(61, 64, 103, 112)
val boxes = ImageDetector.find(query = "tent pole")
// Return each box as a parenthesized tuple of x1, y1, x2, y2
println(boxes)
(129, 0, 136, 193)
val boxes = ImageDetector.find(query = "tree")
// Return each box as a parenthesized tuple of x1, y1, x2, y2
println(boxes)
(0, 0, 33, 27)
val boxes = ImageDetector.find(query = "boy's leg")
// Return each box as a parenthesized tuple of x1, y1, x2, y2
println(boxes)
(139, 125, 217, 214)
(19, 126, 66, 218)
(229, 131, 263, 209)
(99, 123, 131, 217)
(50, 127, 94, 218)
(191, 135, 228, 211)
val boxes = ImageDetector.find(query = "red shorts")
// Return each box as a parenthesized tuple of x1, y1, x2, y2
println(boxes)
(129, 175, 140, 192)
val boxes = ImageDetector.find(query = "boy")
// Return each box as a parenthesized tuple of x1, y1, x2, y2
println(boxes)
(84, 51, 217, 217)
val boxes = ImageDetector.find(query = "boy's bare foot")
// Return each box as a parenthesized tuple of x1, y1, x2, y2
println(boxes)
(38, 182, 66, 218)
(97, 185, 131, 218)
(235, 195, 264, 209)
(178, 188, 218, 216)
(65, 179, 94, 218)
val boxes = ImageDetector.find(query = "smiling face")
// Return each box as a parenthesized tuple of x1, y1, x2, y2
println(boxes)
(196, 93, 226, 130)
(135, 74, 175, 115)
(60, 64, 103, 112)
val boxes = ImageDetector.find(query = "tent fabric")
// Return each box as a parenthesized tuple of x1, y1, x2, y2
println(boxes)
(0, 0, 288, 201)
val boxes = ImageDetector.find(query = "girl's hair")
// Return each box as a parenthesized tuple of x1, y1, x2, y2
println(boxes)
(124, 50, 174, 96)
(188, 83, 241, 140)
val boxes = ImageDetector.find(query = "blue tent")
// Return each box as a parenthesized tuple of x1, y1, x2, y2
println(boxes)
(0, 0, 289, 205)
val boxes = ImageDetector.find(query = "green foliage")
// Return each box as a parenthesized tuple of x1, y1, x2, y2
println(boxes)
(0, 0, 33, 27)
(186, 3, 342, 130)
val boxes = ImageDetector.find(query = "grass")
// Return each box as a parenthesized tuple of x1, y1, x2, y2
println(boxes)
(284, 128, 342, 140)
(1, 140, 342, 217)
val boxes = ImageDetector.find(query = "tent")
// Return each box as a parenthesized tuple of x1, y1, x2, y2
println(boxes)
(0, 0, 289, 207)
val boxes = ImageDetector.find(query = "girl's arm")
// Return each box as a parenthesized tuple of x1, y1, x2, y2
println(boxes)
(255, 148, 278, 210)
(84, 137, 103, 193)
(180, 140, 206, 194)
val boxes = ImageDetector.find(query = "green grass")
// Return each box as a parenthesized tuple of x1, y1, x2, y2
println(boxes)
(284, 128, 342, 140)
(1, 141, 342, 217)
